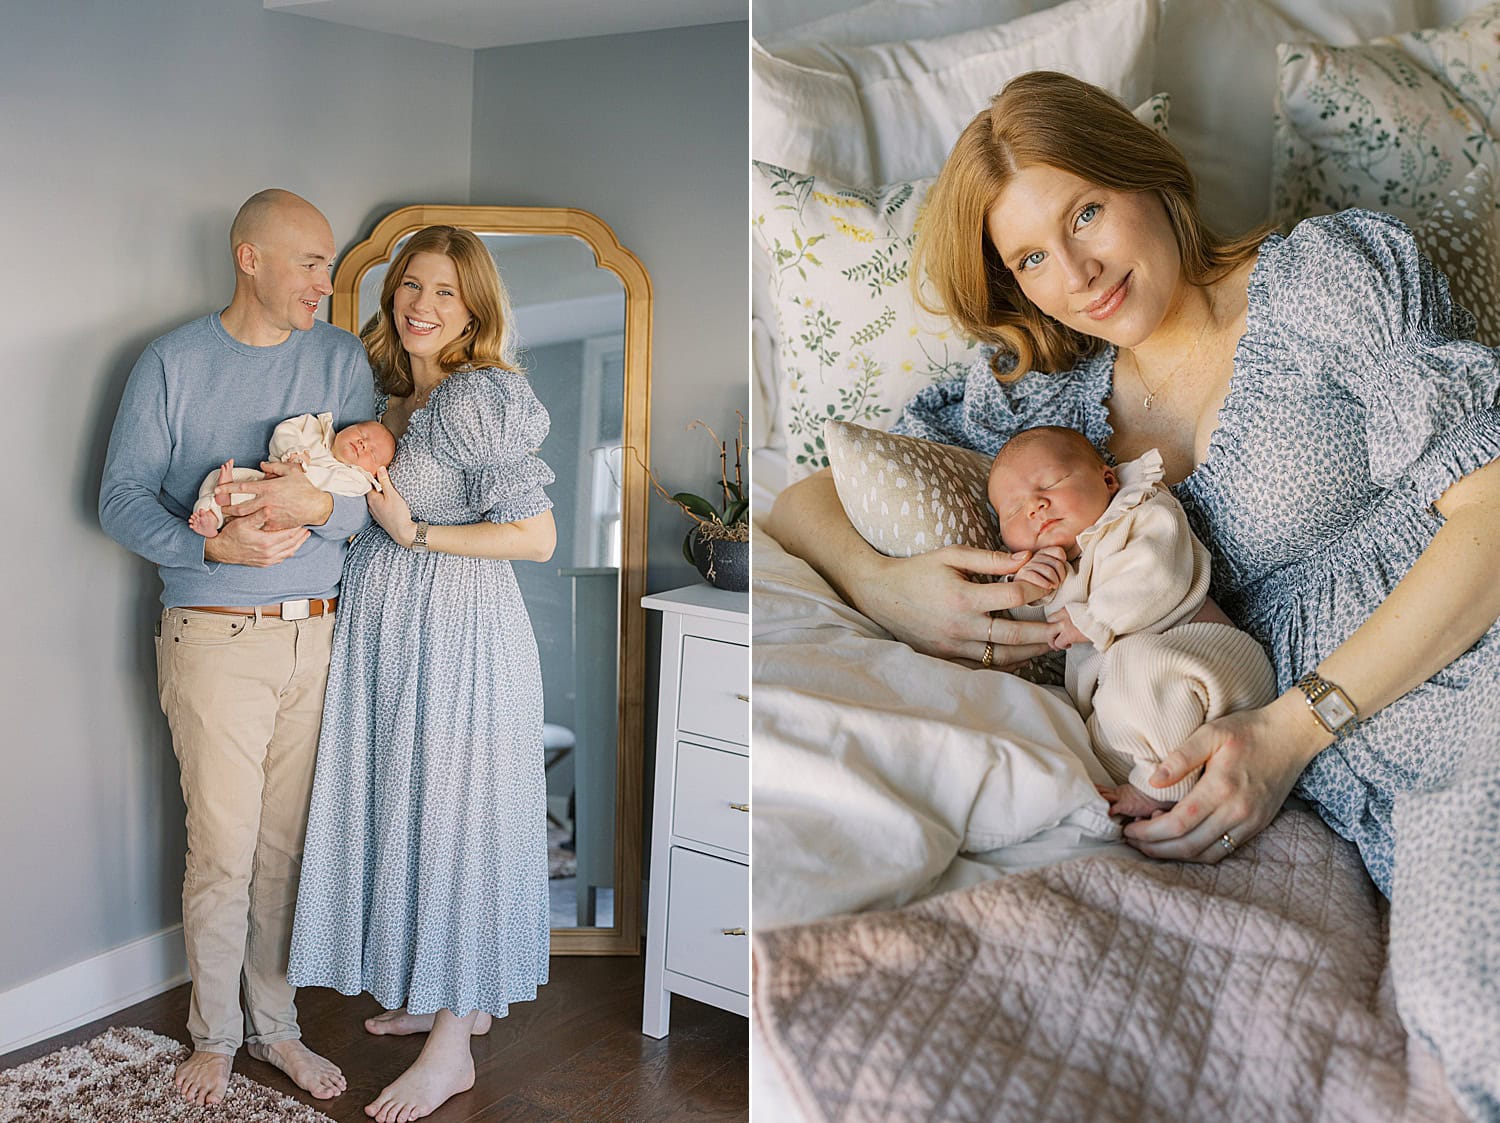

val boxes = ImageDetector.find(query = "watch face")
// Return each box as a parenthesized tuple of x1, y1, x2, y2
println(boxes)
(1313, 690, 1356, 729)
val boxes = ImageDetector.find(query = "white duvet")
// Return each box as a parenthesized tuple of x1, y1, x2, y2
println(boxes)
(751, 519, 1123, 930)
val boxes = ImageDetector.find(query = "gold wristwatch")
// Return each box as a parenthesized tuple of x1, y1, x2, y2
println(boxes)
(1294, 671, 1358, 736)
(411, 520, 430, 554)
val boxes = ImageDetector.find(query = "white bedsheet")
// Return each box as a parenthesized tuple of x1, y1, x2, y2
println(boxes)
(751, 518, 1126, 931)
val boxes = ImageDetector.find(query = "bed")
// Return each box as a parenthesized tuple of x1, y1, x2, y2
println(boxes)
(749, 1, 1500, 1118)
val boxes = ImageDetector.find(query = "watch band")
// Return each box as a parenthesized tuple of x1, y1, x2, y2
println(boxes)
(411, 521, 429, 554)
(1294, 671, 1358, 736)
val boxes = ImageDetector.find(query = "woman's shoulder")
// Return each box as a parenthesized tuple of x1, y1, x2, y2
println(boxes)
(428, 366, 548, 462)
(895, 346, 1111, 455)
(1249, 208, 1452, 346)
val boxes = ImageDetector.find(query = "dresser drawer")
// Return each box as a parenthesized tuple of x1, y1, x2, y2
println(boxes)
(673, 742, 749, 855)
(665, 847, 748, 995)
(677, 637, 748, 746)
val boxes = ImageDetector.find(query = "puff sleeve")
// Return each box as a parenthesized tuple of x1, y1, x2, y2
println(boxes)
(893, 347, 1113, 459)
(1263, 210, 1500, 507)
(428, 367, 555, 523)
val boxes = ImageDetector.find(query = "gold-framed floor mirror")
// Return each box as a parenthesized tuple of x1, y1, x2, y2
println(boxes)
(334, 205, 652, 955)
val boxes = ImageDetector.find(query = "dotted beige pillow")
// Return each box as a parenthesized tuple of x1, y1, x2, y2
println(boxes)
(825, 419, 1000, 557)
(1417, 163, 1500, 347)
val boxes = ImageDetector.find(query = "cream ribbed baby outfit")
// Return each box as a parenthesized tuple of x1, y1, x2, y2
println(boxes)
(1010, 449, 1276, 801)
(192, 411, 378, 529)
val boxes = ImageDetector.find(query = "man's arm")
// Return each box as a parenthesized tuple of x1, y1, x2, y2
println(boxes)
(99, 347, 214, 571)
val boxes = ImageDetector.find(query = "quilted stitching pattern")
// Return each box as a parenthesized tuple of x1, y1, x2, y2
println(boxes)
(754, 806, 1462, 1122)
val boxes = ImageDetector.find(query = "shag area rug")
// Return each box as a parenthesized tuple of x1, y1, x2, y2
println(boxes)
(0, 1026, 334, 1122)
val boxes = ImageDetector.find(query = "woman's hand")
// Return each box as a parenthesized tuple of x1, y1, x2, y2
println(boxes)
(858, 544, 1059, 666)
(367, 466, 417, 547)
(1123, 691, 1330, 862)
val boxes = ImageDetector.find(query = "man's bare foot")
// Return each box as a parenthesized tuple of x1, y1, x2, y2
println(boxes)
(1099, 782, 1174, 821)
(174, 1050, 232, 1106)
(366, 1013, 477, 1122)
(188, 507, 221, 537)
(247, 1039, 347, 1100)
(364, 1008, 492, 1036)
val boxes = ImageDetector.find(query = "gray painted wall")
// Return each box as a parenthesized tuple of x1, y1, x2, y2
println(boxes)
(0, 7, 747, 1000)
(0, 0, 473, 993)
(469, 21, 750, 591)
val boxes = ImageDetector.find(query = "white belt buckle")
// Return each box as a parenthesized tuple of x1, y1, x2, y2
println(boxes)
(281, 598, 311, 621)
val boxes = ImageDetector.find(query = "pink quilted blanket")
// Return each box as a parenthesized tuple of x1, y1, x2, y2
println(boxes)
(754, 805, 1460, 1122)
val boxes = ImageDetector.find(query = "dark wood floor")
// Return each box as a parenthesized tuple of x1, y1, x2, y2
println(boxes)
(0, 956, 747, 1121)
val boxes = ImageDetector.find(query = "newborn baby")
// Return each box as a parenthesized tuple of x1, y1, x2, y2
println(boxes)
(190, 412, 394, 538)
(989, 426, 1276, 819)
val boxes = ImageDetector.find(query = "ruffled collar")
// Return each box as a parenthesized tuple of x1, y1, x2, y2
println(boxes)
(1075, 447, 1165, 551)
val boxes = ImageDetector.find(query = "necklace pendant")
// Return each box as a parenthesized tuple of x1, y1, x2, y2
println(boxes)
(1143, 392, 1155, 411)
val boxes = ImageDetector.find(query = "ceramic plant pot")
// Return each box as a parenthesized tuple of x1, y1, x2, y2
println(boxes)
(688, 526, 749, 592)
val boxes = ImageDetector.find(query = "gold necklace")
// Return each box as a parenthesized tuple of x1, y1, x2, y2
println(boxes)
(1126, 303, 1214, 411)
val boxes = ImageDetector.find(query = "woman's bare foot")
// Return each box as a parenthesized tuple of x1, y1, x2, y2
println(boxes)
(247, 1039, 347, 1100)
(365, 1011, 477, 1122)
(365, 1007, 491, 1036)
(174, 1050, 232, 1106)
(1099, 782, 1175, 821)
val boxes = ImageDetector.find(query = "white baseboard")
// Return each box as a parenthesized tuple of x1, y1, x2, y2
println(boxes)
(0, 926, 188, 1056)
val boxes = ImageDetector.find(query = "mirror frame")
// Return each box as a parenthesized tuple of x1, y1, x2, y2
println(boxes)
(334, 205, 652, 955)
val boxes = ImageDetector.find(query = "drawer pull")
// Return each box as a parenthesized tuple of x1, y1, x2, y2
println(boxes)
(721, 927, 747, 936)
(735, 693, 750, 702)
(728, 802, 749, 813)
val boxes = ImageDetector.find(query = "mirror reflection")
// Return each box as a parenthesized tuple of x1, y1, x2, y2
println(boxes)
(359, 233, 627, 933)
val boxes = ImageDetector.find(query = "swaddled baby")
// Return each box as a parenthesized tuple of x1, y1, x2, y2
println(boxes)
(189, 411, 395, 537)
(989, 426, 1276, 818)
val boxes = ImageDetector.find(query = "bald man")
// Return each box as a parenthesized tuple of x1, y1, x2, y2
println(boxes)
(100, 189, 374, 1106)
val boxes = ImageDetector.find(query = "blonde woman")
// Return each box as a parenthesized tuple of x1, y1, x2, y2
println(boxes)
(767, 72, 1500, 1116)
(289, 226, 556, 1122)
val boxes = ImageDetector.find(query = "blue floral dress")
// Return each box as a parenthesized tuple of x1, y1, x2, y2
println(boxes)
(288, 366, 555, 1019)
(895, 211, 1500, 1117)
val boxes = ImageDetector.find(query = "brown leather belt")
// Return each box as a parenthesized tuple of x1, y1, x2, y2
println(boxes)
(184, 597, 337, 619)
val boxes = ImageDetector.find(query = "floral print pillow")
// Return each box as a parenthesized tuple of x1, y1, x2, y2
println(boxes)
(753, 93, 1171, 480)
(1272, 4, 1500, 228)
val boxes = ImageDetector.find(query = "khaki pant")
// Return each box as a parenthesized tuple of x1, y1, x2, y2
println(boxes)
(155, 607, 334, 1055)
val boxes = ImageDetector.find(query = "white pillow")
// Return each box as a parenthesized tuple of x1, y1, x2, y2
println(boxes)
(1151, 0, 1416, 236)
(1417, 163, 1500, 346)
(1272, 3, 1500, 227)
(752, 0, 1160, 187)
(760, 0, 1051, 52)
(752, 93, 1170, 479)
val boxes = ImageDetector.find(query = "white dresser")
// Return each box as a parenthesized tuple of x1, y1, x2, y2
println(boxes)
(641, 585, 750, 1038)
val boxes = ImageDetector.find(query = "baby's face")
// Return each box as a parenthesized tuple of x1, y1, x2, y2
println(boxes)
(332, 420, 396, 474)
(988, 440, 1119, 558)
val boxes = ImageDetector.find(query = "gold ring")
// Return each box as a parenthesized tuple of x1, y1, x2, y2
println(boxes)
(981, 642, 994, 668)
(987, 615, 996, 645)
(1218, 832, 1236, 852)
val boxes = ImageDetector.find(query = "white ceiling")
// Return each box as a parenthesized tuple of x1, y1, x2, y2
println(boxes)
(264, 0, 746, 50)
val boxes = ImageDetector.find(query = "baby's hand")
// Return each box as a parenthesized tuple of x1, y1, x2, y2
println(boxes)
(1045, 608, 1089, 650)
(1097, 783, 1175, 821)
(1013, 545, 1068, 592)
(280, 449, 311, 470)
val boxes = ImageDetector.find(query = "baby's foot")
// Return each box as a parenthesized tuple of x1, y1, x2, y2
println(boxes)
(365, 1007, 492, 1036)
(188, 508, 220, 538)
(1099, 782, 1175, 820)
